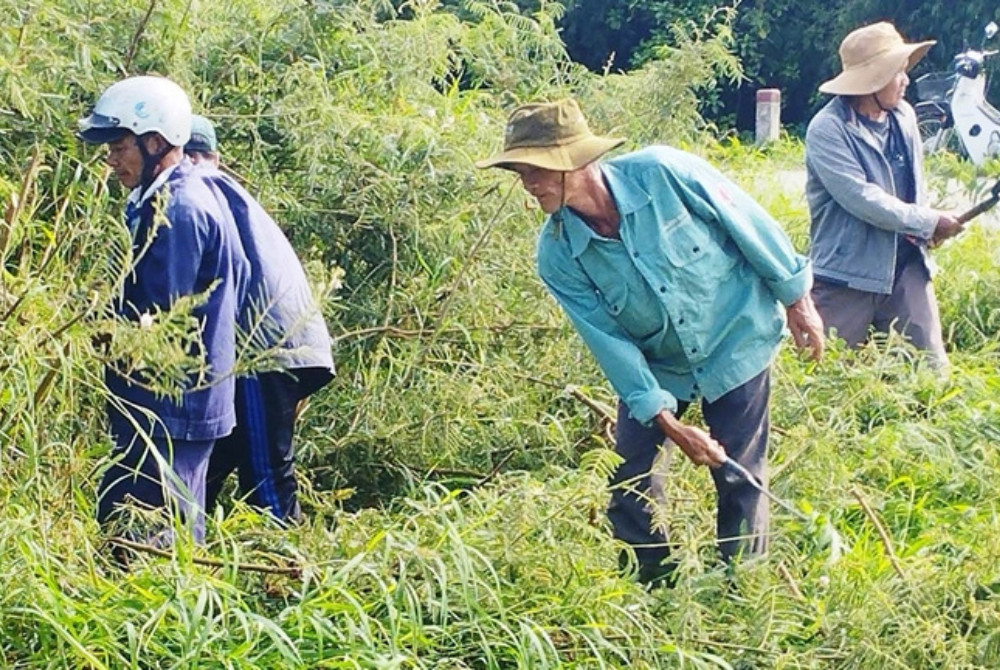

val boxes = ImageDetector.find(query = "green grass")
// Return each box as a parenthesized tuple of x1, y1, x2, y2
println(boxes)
(5, 0, 1000, 667)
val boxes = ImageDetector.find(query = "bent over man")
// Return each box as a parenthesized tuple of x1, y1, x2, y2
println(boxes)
(477, 99, 824, 584)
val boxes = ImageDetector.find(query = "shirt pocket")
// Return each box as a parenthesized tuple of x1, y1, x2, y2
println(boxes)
(659, 214, 737, 283)
(595, 281, 663, 341)
(661, 214, 714, 268)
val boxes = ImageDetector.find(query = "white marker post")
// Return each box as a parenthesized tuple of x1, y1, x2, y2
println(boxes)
(755, 88, 781, 145)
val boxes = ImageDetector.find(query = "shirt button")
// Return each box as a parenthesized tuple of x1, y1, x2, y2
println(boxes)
(696, 367, 704, 374)
(692, 246, 700, 253)
(677, 317, 685, 325)
(691, 348, 698, 354)
(692, 383, 700, 390)
(659, 286, 667, 293)
(632, 251, 639, 258)
(690, 393, 697, 400)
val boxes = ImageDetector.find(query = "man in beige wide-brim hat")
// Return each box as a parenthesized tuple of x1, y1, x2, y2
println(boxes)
(477, 98, 825, 586)
(804, 22, 962, 371)
(819, 21, 935, 96)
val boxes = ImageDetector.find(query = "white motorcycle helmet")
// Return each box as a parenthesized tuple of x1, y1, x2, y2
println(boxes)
(78, 75, 192, 147)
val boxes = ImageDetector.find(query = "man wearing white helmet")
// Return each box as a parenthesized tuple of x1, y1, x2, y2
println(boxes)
(78, 75, 250, 549)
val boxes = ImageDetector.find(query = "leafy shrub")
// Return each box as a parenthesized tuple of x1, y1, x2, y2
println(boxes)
(6, 0, 1000, 668)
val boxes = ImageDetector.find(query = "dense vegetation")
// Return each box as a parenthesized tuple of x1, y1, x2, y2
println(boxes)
(536, 0, 1000, 129)
(4, 0, 1000, 667)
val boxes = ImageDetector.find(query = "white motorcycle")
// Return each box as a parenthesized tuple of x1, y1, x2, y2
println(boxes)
(915, 21, 1000, 164)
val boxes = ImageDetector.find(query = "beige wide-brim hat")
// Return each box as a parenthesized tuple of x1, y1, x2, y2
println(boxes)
(475, 98, 625, 172)
(820, 22, 935, 96)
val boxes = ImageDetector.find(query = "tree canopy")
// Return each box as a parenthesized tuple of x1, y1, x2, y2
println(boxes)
(547, 0, 1000, 132)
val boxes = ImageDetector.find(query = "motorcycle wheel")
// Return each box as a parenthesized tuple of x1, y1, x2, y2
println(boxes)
(917, 111, 965, 157)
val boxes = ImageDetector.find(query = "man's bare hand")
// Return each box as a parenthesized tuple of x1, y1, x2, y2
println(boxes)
(786, 294, 825, 362)
(655, 410, 726, 467)
(931, 212, 963, 247)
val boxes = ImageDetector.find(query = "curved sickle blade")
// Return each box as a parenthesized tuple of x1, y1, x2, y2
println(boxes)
(720, 458, 809, 521)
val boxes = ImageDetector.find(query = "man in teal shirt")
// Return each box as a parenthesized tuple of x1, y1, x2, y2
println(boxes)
(477, 99, 824, 584)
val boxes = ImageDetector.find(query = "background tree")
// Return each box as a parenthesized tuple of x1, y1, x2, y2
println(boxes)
(546, 0, 1000, 132)
(6, 1, 1000, 666)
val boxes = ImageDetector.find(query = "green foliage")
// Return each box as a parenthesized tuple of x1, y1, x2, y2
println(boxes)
(6, 0, 1000, 667)
(536, 0, 1000, 131)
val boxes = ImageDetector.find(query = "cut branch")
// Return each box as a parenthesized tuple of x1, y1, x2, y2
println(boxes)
(108, 536, 302, 577)
(777, 560, 807, 602)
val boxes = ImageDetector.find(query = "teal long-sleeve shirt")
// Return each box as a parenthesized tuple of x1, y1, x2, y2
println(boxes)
(536, 146, 812, 424)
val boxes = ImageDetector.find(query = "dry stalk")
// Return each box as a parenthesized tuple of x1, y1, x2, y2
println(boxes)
(776, 560, 808, 602)
(123, 0, 158, 73)
(565, 385, 616, 423)
(851, 486, 906, 580)
(1, 147, 42, 263)
(565, 385, 619, 445)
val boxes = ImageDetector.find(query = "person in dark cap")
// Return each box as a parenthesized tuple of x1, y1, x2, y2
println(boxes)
(184, 114, 335, 524)
(477, 98, 824, 584)
(185, 114, 219, 167)
(806, 22, 962, 369)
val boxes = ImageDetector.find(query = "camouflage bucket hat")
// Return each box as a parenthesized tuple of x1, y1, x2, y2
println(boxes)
(475, 98, 625, 172)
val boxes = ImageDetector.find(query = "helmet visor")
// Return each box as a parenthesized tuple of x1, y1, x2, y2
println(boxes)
(77, 112, 128, 144)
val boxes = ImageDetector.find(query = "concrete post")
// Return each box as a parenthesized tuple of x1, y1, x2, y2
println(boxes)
(755, 88, 781, 145)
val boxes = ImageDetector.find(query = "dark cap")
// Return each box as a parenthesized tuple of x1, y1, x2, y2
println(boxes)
(185, 114, 218, 153)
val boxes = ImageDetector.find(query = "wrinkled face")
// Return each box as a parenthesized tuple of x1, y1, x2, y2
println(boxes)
(875, 68, 909, 110)
(105, 135, 144, 189)
(510, 164, 566, 214)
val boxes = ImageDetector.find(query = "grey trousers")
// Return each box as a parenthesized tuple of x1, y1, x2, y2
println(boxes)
(812, 259, 948, 368)
(608, 369, 771, 567)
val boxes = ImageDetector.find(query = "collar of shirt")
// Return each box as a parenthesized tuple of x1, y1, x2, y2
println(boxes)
(126, 161, 185, 209)
(559, 162, 652, 258)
